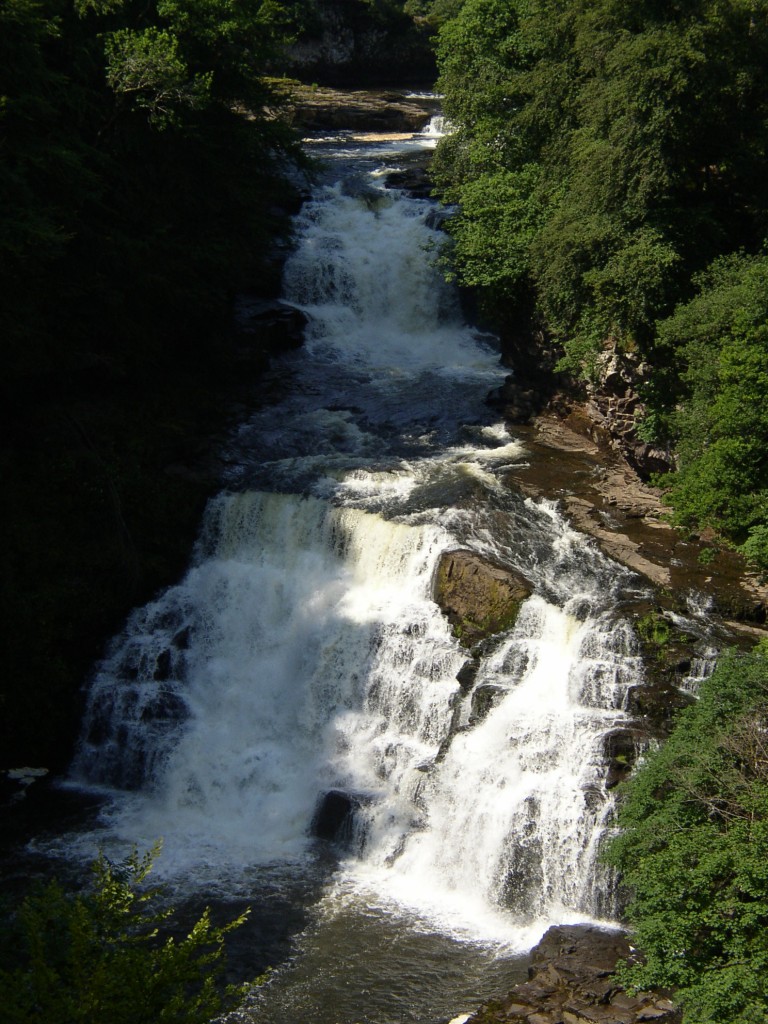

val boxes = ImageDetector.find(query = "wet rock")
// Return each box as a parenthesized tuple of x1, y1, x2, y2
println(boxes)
(625, 678, 695, 737)
(234, 297, 308, 365)
(466, 925, 681, 1024)
(434, 550, 532, 648)
(172, 626, 192, 650)
(281, 84, 434, 133)
(456, 659, 480, 693)
(2, 767, 49, 805)
(310, 788, 369, 844)
(470, 683, 508, 724)
(487, 376, 542, 425)
(603, 727, 646, 789)
(385, 167, 433, 198)
(153, 648, 173, 681)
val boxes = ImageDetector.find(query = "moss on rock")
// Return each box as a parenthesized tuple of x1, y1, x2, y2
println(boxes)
(434, 550, 532, 649)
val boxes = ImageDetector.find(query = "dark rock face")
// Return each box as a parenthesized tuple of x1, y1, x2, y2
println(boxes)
(487, 376, 547, 425)
(470, 683, 508, 725)
(233, 298, 308, 370)
(584, 347, 675, 482)
(310, 788, 368, 845)
(602, 726, 648, 790)
(384, 167, 433, 199)
(284, 85, 434, 134)
(282, 0, 435, 86)
(434, 550, 532, 648)
(468, 924, 681, 1024)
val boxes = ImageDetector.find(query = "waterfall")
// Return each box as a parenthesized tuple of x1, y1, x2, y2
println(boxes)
(69, 141, 648, 972)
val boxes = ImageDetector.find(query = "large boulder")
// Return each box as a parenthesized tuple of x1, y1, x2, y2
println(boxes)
(310, 788, 369, 845)
(434, 551, 532, 648)
(233, 297, 308, 370)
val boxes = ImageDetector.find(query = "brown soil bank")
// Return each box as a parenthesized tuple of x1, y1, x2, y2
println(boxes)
(277, 82, 436, 134)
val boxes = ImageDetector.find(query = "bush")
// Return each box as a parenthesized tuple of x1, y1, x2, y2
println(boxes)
(0, 844, 255, 1024)
(606, 649, 768, 1023)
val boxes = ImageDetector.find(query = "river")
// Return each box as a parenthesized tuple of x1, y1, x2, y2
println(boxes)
(20, 113, 702, 1023)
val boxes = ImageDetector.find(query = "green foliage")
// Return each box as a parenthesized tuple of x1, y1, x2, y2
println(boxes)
(105, 27, 212, 127)
(433, 0, 768, 368)
(1, 0, 303, 383)
(606, 648, 768, 1023)
(635, 611, 672, 648)
(0, 845, 254, 1024)
(438, 165, 543, 296)
(656, 252, 768, 570)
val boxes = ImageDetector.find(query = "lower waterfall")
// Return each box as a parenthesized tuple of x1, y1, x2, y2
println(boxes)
(63, 122, 656, 1021)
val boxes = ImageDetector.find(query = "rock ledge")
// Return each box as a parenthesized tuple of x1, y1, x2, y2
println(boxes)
(465, 925, 680, 1024)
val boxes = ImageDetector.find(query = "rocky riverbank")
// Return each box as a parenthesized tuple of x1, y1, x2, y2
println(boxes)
(504, 401, 768, 633)
(457, 925, 680, 1024)
(277, 81, 437, 134)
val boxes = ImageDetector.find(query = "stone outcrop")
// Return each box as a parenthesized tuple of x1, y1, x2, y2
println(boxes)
(233, 297, 308, 367)
(311, 788, 369, 845)
(384, 166, 433, 199)
(464, 925, 680, 1024)
(434, 551, 532, 648)
(504, 408, 768, 628)
(281, 83, 435, 134)
(583, 347, 674, 480)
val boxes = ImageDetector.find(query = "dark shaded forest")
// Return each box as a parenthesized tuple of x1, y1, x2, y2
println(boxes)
(1, 0, 311, 767)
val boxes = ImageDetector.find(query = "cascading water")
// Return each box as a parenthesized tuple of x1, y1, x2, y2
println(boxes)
(62, 119, 659, 1022)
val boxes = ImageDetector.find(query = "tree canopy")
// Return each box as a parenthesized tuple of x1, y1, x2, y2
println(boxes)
(0, 0, 306, 767)
(1, 0, 304, 386)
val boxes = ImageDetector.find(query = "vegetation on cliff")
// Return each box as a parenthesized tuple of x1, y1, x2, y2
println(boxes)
(1, 0, 308, 767)
(607, 646, 768, 1023)
(430, 0, 768, 574)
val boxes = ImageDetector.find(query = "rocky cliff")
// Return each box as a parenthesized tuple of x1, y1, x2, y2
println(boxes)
(282, 0, 436, 86)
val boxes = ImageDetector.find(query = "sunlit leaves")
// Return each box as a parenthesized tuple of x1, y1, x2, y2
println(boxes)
(433, 0, 768, 366)
(655, 253, 768, 567)
(606, 650, 768, 1023)
(105, 28, 212, 126)
(0, 844, 253, 1024)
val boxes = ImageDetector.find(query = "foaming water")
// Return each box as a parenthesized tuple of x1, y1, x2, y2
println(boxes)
(59, 124, 654, 1022)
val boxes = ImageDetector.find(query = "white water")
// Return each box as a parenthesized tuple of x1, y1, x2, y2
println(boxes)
(64, 124, 655, 1020)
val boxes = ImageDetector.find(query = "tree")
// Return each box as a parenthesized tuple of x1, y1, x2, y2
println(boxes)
(432, 0, 768, 367)
(606, 648, 768, 1023)
(654, 252, 768, 572)
(0, 845, 254, 1024)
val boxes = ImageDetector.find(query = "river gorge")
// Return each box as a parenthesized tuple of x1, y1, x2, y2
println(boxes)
(5, 100, 764, 1024)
